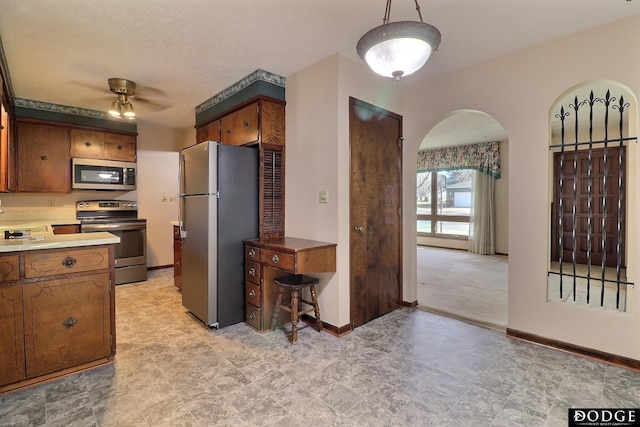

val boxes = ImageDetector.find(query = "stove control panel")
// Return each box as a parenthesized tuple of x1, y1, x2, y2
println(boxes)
(76, 200, 138, 211)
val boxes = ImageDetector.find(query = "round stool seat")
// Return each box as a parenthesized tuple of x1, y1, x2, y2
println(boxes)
(274, 274, 319, 289)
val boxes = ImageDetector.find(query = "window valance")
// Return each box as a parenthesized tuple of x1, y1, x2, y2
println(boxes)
(417, 141, 501, 178)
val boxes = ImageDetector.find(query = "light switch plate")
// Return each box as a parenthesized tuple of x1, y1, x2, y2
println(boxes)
(319, 190, 328, 204)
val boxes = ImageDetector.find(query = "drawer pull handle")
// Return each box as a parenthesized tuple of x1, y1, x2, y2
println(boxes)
(61, 256, 77, 268)
(272, 254, 279, 263)
(41, 155, 48, 161)
(248, 268, 256, 277)
(243, 121, 250, 129)
(117, 144, 123, 150)
(248, 248, 256, 257)
(249, 312, 256, 320)
(249, 289, 256, 298)
(62, 316, 78, 328)
(84, 141, 92, 147)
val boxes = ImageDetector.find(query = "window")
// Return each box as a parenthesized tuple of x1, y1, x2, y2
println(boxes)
(417, 169, 472, 239)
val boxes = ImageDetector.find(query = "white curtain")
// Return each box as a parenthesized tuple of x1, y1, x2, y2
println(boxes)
(469, 170, 496, 254)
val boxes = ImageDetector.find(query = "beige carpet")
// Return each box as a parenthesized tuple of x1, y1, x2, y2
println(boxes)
(417, 246, 508, 330)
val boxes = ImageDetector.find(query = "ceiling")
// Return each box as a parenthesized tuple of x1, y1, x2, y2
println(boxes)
(0, 0, 637, 131)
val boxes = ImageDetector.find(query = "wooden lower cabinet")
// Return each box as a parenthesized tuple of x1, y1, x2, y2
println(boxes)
(0, 284, 25, 386)
(0, 245, 115, 392)
(23, 273, 111, 377)
(173, 225, 182, 289)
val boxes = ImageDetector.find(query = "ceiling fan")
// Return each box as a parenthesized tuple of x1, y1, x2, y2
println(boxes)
(108, 78, 137, 119)
(69, 77, 172, 119)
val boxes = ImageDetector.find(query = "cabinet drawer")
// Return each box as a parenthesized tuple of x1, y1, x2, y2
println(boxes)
(245, 304, 262, 330)
(245, 261, 261, 284)
(24, 247, 110, 278)
(245, 282, 261, 307)
(261, 249, 294, 271)
(0, 255, 20, 282)
(245, 245, 260, 261)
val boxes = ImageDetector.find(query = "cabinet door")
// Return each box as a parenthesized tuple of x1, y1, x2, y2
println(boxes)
(0, 99, 12, 192)
(260, 144, 285, 238)
(104, 133, 136, 161)
(23, 273, 112, 377)
(220, 102, 259, 146)
(173, 237, 182, 290)
(17, 122, 71, 193)
(0, 284, 26, 386)
(70, 129, 104, 158)
(196, 121, 220, 144)
(260, 100, 286, 146)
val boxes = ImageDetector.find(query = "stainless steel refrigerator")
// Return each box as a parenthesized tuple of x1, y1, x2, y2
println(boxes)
(178, 141, 258, 328)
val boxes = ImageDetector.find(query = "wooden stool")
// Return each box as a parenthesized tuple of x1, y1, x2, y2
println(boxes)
(270, 274, 323, 343)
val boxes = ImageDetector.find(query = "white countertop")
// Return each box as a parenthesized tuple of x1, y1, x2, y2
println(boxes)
(0, 232, 119, 253)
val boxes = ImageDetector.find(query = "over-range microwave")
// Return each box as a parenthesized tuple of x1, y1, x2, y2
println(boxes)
(72, 158, 136, 191)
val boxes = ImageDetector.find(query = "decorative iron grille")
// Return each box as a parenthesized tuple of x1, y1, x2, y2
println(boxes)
(549, 89, 636, 310)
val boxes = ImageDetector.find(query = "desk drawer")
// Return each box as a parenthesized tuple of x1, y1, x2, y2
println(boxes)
(245, 246, 260, 261)
(245, 261, 261, 284)
(260, 249, 294, 271)
(245, 282, 261, 307)
(245, 304, 262, 330)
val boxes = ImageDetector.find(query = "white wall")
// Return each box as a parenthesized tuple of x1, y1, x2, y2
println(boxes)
(287, 14, 640, 360)
(135, 120, 192, 267)
(400, 15, 640, 359)
(286, 54, 403, 328)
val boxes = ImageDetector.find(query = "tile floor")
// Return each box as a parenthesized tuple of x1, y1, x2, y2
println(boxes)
(2, 268, 640, 426)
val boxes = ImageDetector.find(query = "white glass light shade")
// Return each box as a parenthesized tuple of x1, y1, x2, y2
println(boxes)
(108, 100, 121, 117)
(357, 21, 441, 80)
(123, 102, 135, 118)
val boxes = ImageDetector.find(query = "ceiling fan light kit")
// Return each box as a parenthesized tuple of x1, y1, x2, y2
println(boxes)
(357, 0, 441, 80)
(108, 78, 137, 119)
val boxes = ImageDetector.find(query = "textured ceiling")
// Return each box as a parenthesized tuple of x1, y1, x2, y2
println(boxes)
(0, 0, 638, 131)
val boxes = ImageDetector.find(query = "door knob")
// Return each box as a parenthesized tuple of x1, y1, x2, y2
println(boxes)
(354, 226, 365, 234)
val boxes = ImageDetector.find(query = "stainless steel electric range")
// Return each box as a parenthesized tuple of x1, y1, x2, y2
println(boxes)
(76, 200, 147, 285)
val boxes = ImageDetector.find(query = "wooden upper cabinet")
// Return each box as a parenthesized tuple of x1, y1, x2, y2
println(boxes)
(220, 102, 260, 146)
(17, 121, 70, 193)
(196, 121, 220, 144)
(0, 99, 14, 192)
(70, 129, 104, 158)
(197, 98, 285, 147)
(71, 129, 136, 162)
(259, 100, 285, 146)
(104, 133, 136, 161)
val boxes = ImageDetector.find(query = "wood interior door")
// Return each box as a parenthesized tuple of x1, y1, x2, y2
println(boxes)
(552, 147, 624, 267)
(349, 97, 403, 329)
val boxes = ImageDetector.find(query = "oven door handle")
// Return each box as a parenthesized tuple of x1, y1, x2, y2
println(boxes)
(82, 223, 145, 232)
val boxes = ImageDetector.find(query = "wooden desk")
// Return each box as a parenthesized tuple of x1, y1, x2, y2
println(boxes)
(244, 237, 336, 331)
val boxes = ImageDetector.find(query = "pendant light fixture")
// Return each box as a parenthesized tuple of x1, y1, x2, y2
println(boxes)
(107, 78, 136, 120)
(357, 0, 441, 80)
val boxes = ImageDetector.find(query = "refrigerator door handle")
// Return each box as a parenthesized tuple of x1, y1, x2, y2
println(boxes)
(178, 152, 187, 238)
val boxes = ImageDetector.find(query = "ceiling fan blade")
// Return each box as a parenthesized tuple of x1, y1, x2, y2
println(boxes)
(132, 97, 172, 112)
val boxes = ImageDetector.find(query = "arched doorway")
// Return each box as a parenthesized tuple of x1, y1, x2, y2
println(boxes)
(416, 110, 509, 329)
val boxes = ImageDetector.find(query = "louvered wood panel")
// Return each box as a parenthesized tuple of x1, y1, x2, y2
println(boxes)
(260, 144, 285, 238)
